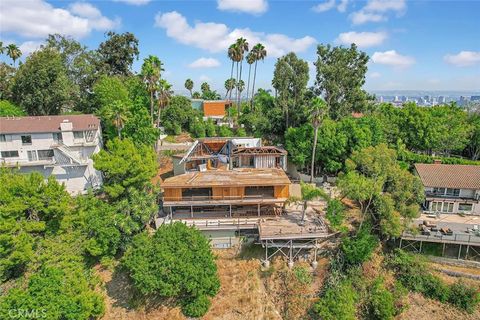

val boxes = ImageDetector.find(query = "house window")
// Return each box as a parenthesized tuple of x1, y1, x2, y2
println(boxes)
(0, 134, 5, 142)
(459, 203, 473, 212)
(37, 149, 54, 161)
(433, 187, 445, 195)
(73, 131, 84, 140)
(21, 135, 32, 145)
(53, 132, 63, 143)
(446, 188, 460, 197)
(442, 202, 454, 213)
(27, 150, 37, 161)
(1, 150, 19, 158)
(432, 202, 443, 211)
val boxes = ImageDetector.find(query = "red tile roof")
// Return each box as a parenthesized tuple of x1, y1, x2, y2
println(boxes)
(0, 115, 100, 134)
(414, 163, 480, 189)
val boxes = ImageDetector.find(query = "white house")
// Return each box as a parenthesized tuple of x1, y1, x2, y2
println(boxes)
(0, 115, 103, 194)
(414, 163, 480, 215)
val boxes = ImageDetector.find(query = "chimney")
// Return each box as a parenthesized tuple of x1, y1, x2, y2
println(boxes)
(433, 159, 442, 164)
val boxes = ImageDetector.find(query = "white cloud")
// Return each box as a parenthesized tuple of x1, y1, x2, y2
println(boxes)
(312, 0, 336, 13)
(18, 41, 43, 55)
(189, 57, 221, 68)
(335, 31, 387, 48)
(444, 51, 480, 67)
(0, 0, 119, 39)
(217, 0, 268, 14)
(113, 0, 151, 5)
(372, 50, 415, 68)
(369, 71, 381, 78)
(312, 0, 349, 13)
(154, 11, 316, 58)
(350, 0, 406, 25)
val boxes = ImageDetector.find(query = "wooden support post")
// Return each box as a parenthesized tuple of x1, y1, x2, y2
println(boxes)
(257, 203, 260, 216)
(190, 205, 193, 218)
(442, 243, 446, 257)
(466, 245, 470, 260)
(229, 204, 232, 218)
(399, 238, 402, 249)
(419, 241, 423, 253)
(458, 244, 462, 260)
(314, 239, 318, 262)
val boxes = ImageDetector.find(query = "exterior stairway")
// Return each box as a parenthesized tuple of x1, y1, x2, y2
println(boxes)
(53, 143, 88, 165)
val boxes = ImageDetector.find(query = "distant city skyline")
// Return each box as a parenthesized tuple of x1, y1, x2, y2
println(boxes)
(1, 0, 479, 92)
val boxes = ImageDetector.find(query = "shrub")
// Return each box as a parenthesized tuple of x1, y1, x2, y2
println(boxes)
(448, 280, 480, 313)
(181, 295, 211, 318)
(190, 118, 206, 138)
(217, 125, 233, 137)
(341, 226, 379, 266)
(205, 119, 216, 137)
(293, 266, 312, 285)
(326, 199, 346, 231)
(313, 280, 357, 320)
(367, 278, 396, 320)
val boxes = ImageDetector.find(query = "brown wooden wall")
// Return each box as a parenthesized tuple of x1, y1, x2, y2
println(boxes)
(164, 188, 182, 200)
(274, 185, 289, 198)
(203, 101, 226, 117)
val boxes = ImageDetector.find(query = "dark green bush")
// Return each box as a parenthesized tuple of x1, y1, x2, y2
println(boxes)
(181, 295, 211, 318)
(326, 199, 346, 231)
(341, 226, 379, 266)
(448, 280, 480, 313)
(367, 278, 395, 320)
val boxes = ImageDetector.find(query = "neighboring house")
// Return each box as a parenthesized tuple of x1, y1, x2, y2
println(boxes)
(190, 99, 233, 124)
(414, 163, 480, 215)
(0, 115, 103, 194)
(172, 137, 287, 176)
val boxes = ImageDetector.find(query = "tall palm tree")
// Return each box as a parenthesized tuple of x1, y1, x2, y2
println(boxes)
(0, 42, 4, 55)
(227, 44, 237, 101)
(250, 43, 267, 108)
(141, 55, 163, 125)
(237, 80, 245, 103)
(234, 38, 249, 110)
(184, 78, 194, 97)
(157, 79, 173, 127)
(224, 78, 235, 99)
(6, 44, 22, 67)
(200, 82, 210, 95)
(245, 52, 255, 103)
(309, 98, 328, 183)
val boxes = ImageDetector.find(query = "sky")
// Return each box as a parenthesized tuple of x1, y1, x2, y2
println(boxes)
(1, 0, 479, 94)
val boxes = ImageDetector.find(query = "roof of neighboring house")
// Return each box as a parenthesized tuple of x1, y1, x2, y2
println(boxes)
(0, 115, 100, 134)
(161, 168, 291, 188)
(414, 163, 480, 189)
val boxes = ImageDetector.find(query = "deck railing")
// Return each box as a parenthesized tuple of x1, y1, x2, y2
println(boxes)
(402, 232, 480, 244)
(163, 194, 279, 202)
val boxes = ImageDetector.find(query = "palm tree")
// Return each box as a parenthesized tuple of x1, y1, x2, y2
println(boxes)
(245, 52, 255, 103)
(157, 79, 173, 128)
(224, 78, 235, 99)
(250, 43, 267, 108)
(0, 42, 4, 55)
(184, 78, 194, 97)
(102, 101, 130, 138)
(234, 38, 249, 109)
(237, 80, 245, 102)
(227, 44, 237, 101)
(6, 44, 22, 67)
(309, 98, 328, 183)
(201, 82, 210, 95)
(141, 55, 163, 125)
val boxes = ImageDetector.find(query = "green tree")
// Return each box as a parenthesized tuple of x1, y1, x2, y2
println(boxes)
(233, 38, 249, 109)
(93, 138, 158, 199)
(190, 118, 206, 138)
(0, 169, 71, 281)
(157, 79, 173, 127)
(99, 100, 131, 138)
(466, 113, 480, 160)
(122, 223, 220, 317)
(122, 99, 160, 146)
(272, 52, 309, 128)
(224, 78, 236, 100)
(217, 125, 233, 137)
(97, 31, 139, 76)
(245, 52, 255, 102)
(0, 100, 25, 116)
(161, 95, 200, 134)
(6, 44, 22, 66)
(341, 225, 379, 266)
(367, 277, 396, 320)
(11, 48, 75, 115)
(315, 44, 370, 120)
(284, 124, 313, 170)
(184, 78, 194, 97)
(141, 55, 163, 123)
(0, 62, 16, 100)
(201, 82, 210, 94)
(313, 280, 357, 320)
(205, 119, 217, 137)
(227, 43, 237, 101)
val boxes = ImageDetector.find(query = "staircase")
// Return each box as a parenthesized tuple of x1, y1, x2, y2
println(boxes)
(53, 143, 88, 165)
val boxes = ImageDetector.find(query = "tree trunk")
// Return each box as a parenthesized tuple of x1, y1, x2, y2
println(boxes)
(301, 200, 307, 222)
(150, 90, 154, 125)
(189, 89, 192, 97)
(235, 62, 239, 108)
(238, 60, 243, 115)
(246, 64, 252, 103)
(251, 60, 258, 110)
(310, 125, 319, 183)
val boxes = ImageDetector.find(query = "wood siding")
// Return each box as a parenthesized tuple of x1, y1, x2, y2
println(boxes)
(164, 185, 288, 201)
(274, 185, 289, 198)
(203, 101, 227, 117)
(164, 188, 182, 201)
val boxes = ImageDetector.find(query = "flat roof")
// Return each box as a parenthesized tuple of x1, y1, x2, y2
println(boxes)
(162, 168, 291, 188)
(0, 115, 100, 134)
(414, 163, 480, 189)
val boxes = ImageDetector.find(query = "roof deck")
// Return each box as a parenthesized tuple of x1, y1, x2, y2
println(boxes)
(161, 168, 291, 188)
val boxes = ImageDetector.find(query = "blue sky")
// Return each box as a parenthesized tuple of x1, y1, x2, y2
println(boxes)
(1, 0, 479, 94)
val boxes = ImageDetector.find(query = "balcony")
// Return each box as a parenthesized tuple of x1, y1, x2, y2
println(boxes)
(163, 194, 286, 206)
